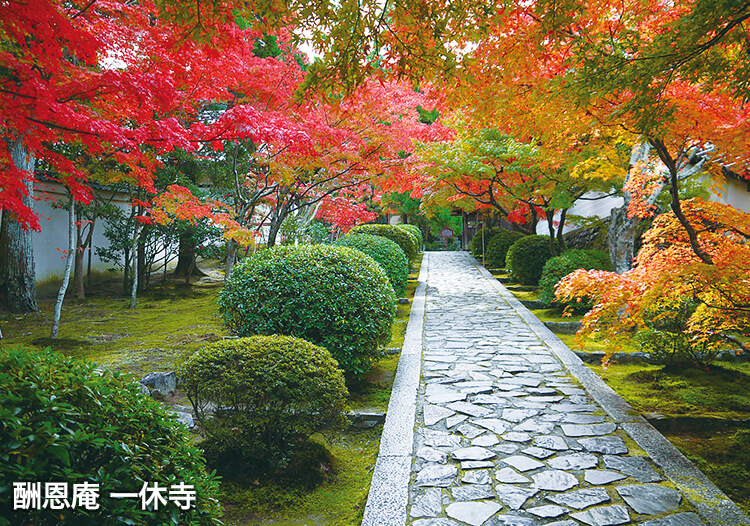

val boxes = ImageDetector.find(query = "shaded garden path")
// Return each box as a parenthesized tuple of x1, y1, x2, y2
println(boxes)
(363, 251, 749, 526)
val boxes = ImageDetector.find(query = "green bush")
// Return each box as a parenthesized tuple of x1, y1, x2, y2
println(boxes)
(538, 249, 612, 310)
(0, 346, 221, 526)
(335, 234, 408, 297)
(469, 227, 500, 258)
(395, 223, 423, 249)
(506, 235, 553, 285)
(180, 336, 348, 476)
(348, 224, 418, 261)
(486, 230, 525, 268)
(218, 244, 396, 376)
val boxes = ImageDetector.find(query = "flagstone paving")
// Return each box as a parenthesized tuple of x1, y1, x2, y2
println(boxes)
(363, 252, 749, 526)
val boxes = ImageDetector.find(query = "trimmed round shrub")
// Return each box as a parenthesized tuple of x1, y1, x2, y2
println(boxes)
(538, 249, 612, 310)
(180, 336, 348, 476)
(219, 244, 396, 376)
(469, 227, 500, 258)
(486, 230, 525, 268)
(506, 235, 554, 285)
(0, 346, 221, 526)
(396, 223, 423, 249)
(335, 234, 408, 297)
(348, 224, 418, 261)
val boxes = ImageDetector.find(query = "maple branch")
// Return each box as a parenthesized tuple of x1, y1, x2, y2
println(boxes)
(721, 334, 750, 354)
(652, 9, 750, 69)
(576, 192, 619, 200)
(25, 117, 99, 136)
(649, 137, 714, 265)
(70, 0, 98, 20)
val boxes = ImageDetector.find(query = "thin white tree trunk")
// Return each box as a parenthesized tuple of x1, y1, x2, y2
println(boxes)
(50, 196, 75, 339)
(130, 220, 140, 309)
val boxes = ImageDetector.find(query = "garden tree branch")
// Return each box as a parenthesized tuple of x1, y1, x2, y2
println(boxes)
(649, 137, 714, 265)
(722, 334, 750, 354)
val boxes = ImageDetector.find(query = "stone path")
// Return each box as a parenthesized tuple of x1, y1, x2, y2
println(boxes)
(363, 252, 749, 526)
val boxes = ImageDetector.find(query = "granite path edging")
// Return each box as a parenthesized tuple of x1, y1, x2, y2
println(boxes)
(468, 252, 750, 526)
(362, 253, 430, 526)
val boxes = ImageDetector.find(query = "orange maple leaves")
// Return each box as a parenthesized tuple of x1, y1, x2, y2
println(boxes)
(557, 198, 750, 358)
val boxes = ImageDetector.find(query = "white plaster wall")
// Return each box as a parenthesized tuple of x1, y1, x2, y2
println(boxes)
(536, 192, 624, 235)
(31, 181, 130, 283)
(709, 175, 750, 213)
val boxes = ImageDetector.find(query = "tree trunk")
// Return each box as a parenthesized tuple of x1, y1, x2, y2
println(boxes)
(51, 197, 76, 339)
(130, 221, 140, 309)
(608, 142, 661, 274)
(174, 231, 206, 280)
(174, 232, 194, 277)
(267, 206, 289, 249)
(87, 223, 93, 290)
(649, 137, 714, 265)
(556, 209, 567, 253)
(137, 228, 146, 291)
(224, 239, 238, 280)
(0, 138, 38, 312)
(74, 243, 85, 299)
(545, 209, 559, 256)
(608, 205, 640, 274)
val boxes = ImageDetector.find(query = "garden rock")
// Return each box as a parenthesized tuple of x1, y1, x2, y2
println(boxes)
(544, 321, 582, 334)
(170, 411, 195, 430)
(140, 371, 177, 398)
(348, 410, 386, 428)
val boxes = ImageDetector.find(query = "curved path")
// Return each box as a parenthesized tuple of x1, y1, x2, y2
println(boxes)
(363, 251, 749, 526)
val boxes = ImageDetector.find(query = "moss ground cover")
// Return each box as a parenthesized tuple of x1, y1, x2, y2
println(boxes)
(0, 279, 227, 375)
(589, 363, 750, 420)
(667, 429, 750, 515)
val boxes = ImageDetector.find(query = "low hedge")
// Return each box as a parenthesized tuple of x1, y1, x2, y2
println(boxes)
(180, 336, 348, 476)
(395, 223, 423, 249)
(486, 230, 525, 268)
(334, 234, 408, 297)
(469, 227, 500, 258)
(506, 234, 553, 285)
(0, 347, 221, 526)
(538, 248, 612, 310)
(348, 224, 418, 261)
(218, 244, 396, 376)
